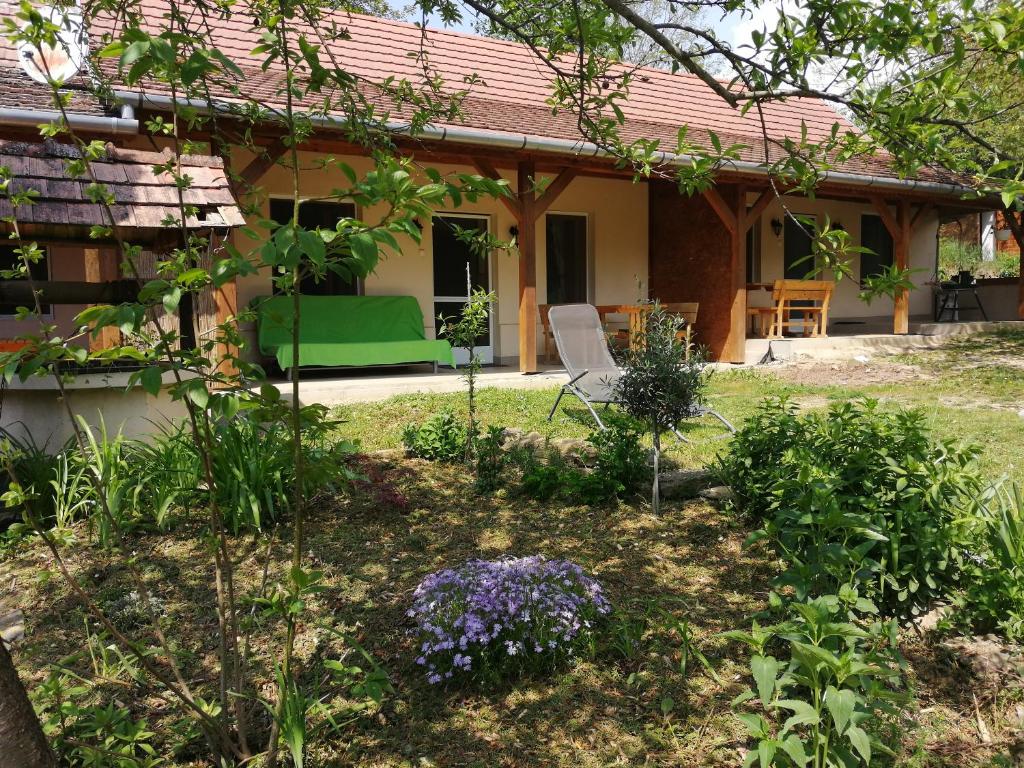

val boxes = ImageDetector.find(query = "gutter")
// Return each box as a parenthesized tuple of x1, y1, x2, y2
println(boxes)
(0, 104, 138, 135)
(114, 89, 982, 200)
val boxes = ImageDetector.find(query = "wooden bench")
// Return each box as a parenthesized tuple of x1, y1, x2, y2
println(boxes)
(746, 280, 834, 338)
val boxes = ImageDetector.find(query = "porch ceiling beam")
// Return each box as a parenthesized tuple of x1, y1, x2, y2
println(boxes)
(230, 137, 287, 196)
(534, 167, 577, 218)
(742, 188, 775, 232)
(870, 197, 901, 240)
(470, 157, 521, 219)
(702, 187, 737, 235)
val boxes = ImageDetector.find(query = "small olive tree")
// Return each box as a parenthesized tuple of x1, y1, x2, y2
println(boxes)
(611, 305, 709, 513)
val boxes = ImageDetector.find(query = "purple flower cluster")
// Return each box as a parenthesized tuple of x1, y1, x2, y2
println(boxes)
(408, 555, 611, 685)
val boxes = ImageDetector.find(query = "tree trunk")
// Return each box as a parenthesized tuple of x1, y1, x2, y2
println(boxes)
(651, 430, 661, 515)
(0, 639, 55, 767)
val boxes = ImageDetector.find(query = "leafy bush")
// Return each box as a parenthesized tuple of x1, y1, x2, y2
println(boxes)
(727, 593, 909, 767)
(402, 411, 469, 462)
(509, 420, 649, 505)
(721, 398, 983, 620)
(949, 484, 1024, 642)
(407, 555, 610, 686)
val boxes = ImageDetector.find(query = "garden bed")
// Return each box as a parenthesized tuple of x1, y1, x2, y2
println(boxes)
(2, 455, 1018, 767)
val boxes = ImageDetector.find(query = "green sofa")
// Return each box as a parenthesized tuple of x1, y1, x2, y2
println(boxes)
(256, 295, 455, 373)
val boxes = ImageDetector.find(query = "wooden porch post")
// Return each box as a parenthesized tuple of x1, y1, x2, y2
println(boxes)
(702, 184, 761, 364)
(517, 160, 538, 373)
(871, 197, 912, 334)
(1003, 209, 1024, 319)
(213, 232, 239, 379)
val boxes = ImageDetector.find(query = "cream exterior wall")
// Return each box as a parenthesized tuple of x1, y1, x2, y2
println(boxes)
(749, 195, 938, 323)
(231, 151, 649, 363)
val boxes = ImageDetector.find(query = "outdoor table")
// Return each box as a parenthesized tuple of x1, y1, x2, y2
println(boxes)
(933, 282, 988, 322)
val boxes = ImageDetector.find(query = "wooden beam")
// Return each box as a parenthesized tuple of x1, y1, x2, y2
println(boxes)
(0, 278, 139, 305)
(83, 247, 123, 352)
(212, 233, 239, 380)
(230, 138, 287, 196)
(534, 167, 577, 218)
(893, 199, 912, 335)
(910, 204, 931, 229)
(701, 187, 737, 235)
(741, 188, 775, 232)
(722, 185, 747, 363)
(470, 158, 521, 219)
(517, 159, 538, 374)
(870, 197, 901, 240)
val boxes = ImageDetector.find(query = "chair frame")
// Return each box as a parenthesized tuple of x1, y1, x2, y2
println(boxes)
(545, 303, 735, 442)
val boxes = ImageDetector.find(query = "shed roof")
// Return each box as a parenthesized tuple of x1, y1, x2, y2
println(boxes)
(0, 139, 245, 232)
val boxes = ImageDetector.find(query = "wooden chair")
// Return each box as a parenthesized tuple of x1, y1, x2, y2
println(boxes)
(747, 280, 833, 338)
(539, 304, 557, 363)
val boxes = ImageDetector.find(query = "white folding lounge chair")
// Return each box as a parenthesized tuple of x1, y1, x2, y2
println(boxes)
(546, 303, 736, 440)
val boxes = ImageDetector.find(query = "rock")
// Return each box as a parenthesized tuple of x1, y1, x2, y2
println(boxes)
(369, 448, 405, 460)
(699, 485, 735, 503)
(913, 604, 952, 634)
(0, 608, 24, 647)
(660, 468, 714, 499)
(940, 635, 1024, 685)
(549, 437, 598, 463)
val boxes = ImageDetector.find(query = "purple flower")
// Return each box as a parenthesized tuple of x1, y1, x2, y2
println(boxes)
(408, 555, 610, 685)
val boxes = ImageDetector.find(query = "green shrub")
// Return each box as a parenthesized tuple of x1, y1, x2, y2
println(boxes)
(721, 398, 983, 620)
(949, 484, 1024, 642)
(727, 592, 909, 767)
(401, 411, 469, 462)
(509, 420, 649, 506)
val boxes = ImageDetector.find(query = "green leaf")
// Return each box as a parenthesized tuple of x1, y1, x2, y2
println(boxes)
(780, 734, 809, 767)
(139, 366, 162, 396)
(776, 699, 820, 733)
(846, 724, 871, 764)
(825, 686, 856, 735)
(751, 655, 781, 706)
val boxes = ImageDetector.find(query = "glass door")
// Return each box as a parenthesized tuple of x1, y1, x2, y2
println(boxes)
(432, 214, 493, 365)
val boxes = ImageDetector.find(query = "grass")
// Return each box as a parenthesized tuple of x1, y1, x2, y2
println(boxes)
(3, 329, 1024, 766)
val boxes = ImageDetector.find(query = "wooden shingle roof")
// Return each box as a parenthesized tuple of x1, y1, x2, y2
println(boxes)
(0, 140, 245, 235)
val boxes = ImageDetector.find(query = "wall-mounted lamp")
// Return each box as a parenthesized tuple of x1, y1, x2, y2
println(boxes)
(412, 217, 424, 231)
(833, 221, 846, 232)
(509, 224, 519, 238)
(770, 218, 783, 238)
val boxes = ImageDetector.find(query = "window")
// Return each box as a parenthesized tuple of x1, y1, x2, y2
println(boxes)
(784, 215, 817, 279)
(745, 215, 762, 283)
(268, 198, 358, 295)
(545, 213, 587, 304)
(860, 214, 894, 284)
(0, 244, 49, 315)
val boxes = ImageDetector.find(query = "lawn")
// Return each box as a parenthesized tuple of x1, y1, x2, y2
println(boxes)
(3, 329, 1023, 767)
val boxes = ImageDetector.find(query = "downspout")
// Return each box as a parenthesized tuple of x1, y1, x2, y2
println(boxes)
(112, 88, 988, 199)
(0, 105, 138, 135)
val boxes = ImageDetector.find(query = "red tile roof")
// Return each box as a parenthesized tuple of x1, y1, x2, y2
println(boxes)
(0, 1, 963, 186)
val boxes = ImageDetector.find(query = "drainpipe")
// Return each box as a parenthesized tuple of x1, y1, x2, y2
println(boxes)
(0, 104, 138, 135)
(111, 88, 991, 200)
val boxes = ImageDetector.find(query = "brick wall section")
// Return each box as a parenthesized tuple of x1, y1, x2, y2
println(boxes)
(649, 180, 739, 361)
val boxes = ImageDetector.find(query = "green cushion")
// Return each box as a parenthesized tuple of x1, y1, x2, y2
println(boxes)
(256, 295, 455, 370)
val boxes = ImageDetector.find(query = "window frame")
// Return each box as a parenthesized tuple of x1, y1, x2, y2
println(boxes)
(266, 195, 363, 296)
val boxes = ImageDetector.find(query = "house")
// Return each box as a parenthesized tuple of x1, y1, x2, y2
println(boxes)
(0, 0, 1013, 399)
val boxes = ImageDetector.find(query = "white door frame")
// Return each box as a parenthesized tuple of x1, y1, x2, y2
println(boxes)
(431, 212, 495, 365)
